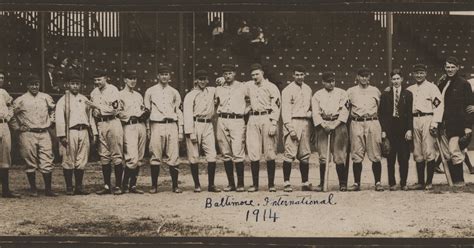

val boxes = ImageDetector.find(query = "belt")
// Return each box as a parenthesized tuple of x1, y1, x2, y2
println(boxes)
(194, 117, 212, 123)
(0, 118, 7, 123)
(322, 115, 339, 121)
(123, 118, 144, 125)
(250, 110, 270, 116)
(151, 119, 176, 124)
(28, 128, 48, 133)
(292, 116, 310, 120)
(413, 112, 433, 117)
(218, 113, 244, 119)
(352, 116, 378, 122)
(96, 115, 116, 123)
(70, 124, 89, 131)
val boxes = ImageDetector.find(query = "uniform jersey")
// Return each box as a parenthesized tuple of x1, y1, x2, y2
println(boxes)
(144, 83, 183, 131)
(281, 81, 312, 126)
(118, 89, 145, 122)
(0, 89, 13, 121)
(90, 84, 122, 117)
(215, 81, 249, 115)
(55, 93, 97, 137)
(183, 86, 216, 135)
(245, 79, 281, 122)
(406, 80, 444, 123)
(312, 87, 349, 125)
(12, 92, 55, 129)
(347, 85, 381, 117)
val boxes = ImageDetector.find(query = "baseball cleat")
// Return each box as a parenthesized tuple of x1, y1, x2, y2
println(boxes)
(389, 185, 397, 191)
(236, 186, 245, 192)
(408, 183, 424, 190)
(208, 185, 221, 193)
(129, 186, 144, 194)
(149, 187, 158, 194)
(424, 184, 433, 190)
(223, 185, 236, 192)
(283, 185, 292, 192)
(173, 187, 183, 193)
(268, 186, 276, 192)
(348, 183, 361, 192)
(375, 182, 384, 192)
(194, 186, 202, 193)
(247, 186, 258, 192)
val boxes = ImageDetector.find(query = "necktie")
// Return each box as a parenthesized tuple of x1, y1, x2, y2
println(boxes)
(394, 88, 399, 117)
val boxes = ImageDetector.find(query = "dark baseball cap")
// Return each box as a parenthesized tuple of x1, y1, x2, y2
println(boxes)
(357, 67, 371, 77)
(93, 68, 107, 78)
(68, 74, 82, 83)
(322, 71, 336, 82)
(445, 56, 459, 66)
(158, 65, 171, 74)
(293, 64, 306, 73)
(195, 70, 208, 79)
(26, 74, 41, 84)
(124, 69, 137, 79)
(413, 63, 427, 72)
(222, 64, 236, 72)
(250, 63, 263, 72)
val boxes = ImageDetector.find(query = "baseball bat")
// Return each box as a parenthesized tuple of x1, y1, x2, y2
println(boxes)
(323, 132, 331, 192)
(65, 90, 71, 158)
(435, 136, 453, 187)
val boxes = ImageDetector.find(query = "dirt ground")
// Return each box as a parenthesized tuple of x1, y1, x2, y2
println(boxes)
(0, 152, 473, 238)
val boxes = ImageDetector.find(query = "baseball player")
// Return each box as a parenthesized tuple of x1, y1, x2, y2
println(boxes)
(183, 70, 221, 193)
(144, 65, 184, 193)
(118, 70, 147, 194)
(215, 64, 249, 192)
(312, 71, 350, 192)
(406, 64, 443, 190)
(281, 65, 313, 192)
(88, 69, 125, 195)
(11, 74, 57, 197)
(243, 63, 280, 192)
(437, 57, 472, 187)
(55, 74, 97, 195)
(0, 70, 20, 198)
(346, 68, 384, 191)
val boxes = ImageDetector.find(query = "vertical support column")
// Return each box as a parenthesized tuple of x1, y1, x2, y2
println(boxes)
(40, 11, 46, 92)
(386, 11, 393, 78)
(178, 13, 184, 95)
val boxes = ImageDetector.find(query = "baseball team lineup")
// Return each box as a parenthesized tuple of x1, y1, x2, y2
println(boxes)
(0, 55, 472, 198)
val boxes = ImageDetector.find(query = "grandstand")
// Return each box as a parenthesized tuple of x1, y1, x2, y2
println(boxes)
(1, 11, 472, 100)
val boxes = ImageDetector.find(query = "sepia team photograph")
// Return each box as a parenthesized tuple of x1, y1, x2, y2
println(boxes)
(0, 0, 473, 247)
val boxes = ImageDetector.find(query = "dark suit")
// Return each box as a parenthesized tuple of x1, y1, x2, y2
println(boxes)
(379, 86, 413, 187)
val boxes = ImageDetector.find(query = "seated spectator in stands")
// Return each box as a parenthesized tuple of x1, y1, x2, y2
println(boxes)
(279, 21, 294, 48)
(250, 27, 271, 62)
(48, 51, 60, 67)
(237, 20, 251, 39)
(45, 63, 60, 93)
(67, 57, 82, 76)
(211, 18, 224, 47)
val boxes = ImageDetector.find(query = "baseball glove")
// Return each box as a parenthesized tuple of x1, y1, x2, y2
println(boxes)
(459, 132, 472, 150)
(139, 108, 151, 122)
(381, 137, 391, 157)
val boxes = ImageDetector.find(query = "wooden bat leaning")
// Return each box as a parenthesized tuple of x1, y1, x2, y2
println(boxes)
(323, 132, 331, 192)
(435, 135, 453, 187)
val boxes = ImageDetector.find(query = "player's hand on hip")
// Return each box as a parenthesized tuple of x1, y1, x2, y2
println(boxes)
(381, 131, 387, 139)
(429, 126, 438, 137)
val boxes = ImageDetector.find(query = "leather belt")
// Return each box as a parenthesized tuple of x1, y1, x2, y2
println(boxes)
(70, 124, 89, 131)
(413, 112, 433, 117)
(250, 110, 270, 116)
(292, 116, 310, 120)
(352, 116, 378, 122)
(96, 115, 116, 123)
(218, 113, 243, 119)
(322, 115, 339, 121)
(28, 128, 48, 133)
(123, 118, 144, 125)
(151, 119, 176, 124)
(0, 118, 7, 123)
(194, 117, 212, 123)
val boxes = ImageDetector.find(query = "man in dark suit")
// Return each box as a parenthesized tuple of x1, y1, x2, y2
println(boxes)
(379, 69, 413, 191)
(437, 56, 472, 187)
(45, 63, 60, 93)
